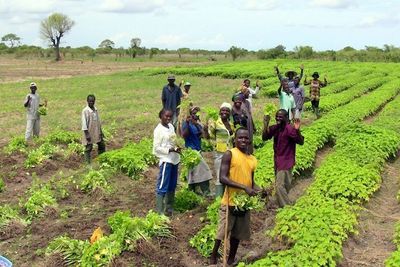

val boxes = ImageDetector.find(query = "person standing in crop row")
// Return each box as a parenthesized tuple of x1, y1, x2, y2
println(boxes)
(81, 94, 106, 164)
(24, 82, 46, 141)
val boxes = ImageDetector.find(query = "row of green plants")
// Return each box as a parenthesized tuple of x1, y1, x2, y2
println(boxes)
(245, 92, 400, 266)
(46, 210, 171, 266)
(98, 138, 156, 178)
(255, 79, 400, 188)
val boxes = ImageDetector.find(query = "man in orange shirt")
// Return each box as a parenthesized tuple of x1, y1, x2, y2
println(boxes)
(210, 127, 259, 265)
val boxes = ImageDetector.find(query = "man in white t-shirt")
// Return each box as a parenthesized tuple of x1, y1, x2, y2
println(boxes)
(24, 82, 44, 141)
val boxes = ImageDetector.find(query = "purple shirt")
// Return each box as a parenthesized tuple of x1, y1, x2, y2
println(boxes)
(292, 85, 305, 110)
(262, 124, 304, 171)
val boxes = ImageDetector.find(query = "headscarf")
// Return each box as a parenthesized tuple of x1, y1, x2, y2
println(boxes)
(232, 92, 245, 102)
(220, 102, 232, 110)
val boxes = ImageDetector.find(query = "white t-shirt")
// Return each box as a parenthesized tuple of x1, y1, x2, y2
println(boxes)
(25, 93, 40, 120)
(153, 123, 180, 165)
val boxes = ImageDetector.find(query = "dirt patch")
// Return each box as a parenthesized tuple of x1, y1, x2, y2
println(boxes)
(339, 157, 400, 267)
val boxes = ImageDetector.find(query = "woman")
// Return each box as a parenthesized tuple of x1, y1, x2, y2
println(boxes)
(204, 103, 234, 197)
(181, 107, 213, 196)
(153, 108, 181, 216)
(232, 90, 255, 154)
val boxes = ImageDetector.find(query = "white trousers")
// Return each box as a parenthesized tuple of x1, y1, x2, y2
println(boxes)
(25, 118, 40, 140)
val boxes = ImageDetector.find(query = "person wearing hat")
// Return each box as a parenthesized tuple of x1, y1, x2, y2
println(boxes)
(182, 81, 191, 99)
(304, 72, 327, 118)
(274, 64, 304, 92)
(181, 107, 213, 196)
(23, 82, 46, 141)
(204, 102, 234, 197)
(161, 75, 183, 129)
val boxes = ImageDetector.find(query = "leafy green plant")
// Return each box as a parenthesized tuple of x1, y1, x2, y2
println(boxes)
(0, 205, 26, 229)
(80, 169, 112, 194)
(24, 142, 58, 168)
(189, 224, 217, 257)
(38, 106, 47, 116)
(174, 188, 204, 212)
(45, 129, 80, 144)
(80, 234, 122, 267)
(0, 177, 5, 192)
(46, 235, 89, 266)
(4, 135, 27, 154)
(66, 142, 85, 156)
(263, 103, 277, 116)
(23, 184, 57, 220)
(204, 107, 219, 121)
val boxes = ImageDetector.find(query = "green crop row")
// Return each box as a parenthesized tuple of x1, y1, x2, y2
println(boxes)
(246, 117, 400, 266)
(46, 210, 171, 267)
(98, 138, 156, 178)
(255, 79, 400, 188)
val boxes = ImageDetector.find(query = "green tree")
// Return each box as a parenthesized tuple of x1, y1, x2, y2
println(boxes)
(40, 13, 75, 61)
(98, 39, 115, 49)
(294, 45, 314, 59)
(227, 46, 247, 61)
(1, 33, 21, 48)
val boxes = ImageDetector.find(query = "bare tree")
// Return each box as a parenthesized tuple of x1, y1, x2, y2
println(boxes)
(40, 13, 75, 61)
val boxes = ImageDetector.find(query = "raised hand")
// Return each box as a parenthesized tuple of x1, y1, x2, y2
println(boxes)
(294, 118, 301, 130)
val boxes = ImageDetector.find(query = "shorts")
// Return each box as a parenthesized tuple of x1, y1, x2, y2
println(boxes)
(216, 205, 251, 241)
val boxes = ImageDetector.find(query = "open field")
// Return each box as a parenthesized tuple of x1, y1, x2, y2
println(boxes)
(1, 58, 400, 266)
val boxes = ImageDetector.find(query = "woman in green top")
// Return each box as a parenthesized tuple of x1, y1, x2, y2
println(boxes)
(204, 102, 234, 197)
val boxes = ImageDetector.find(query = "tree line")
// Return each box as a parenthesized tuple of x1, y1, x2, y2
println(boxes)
(2, 12, 400, 63)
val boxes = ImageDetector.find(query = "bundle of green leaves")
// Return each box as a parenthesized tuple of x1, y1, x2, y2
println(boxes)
(174, 188, 204, 212)
(232, 193, 264, 212)
(38, 106, 47, 116)
(263, 103, 277, 116)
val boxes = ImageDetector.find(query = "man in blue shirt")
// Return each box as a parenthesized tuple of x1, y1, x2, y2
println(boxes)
(162, 75, 183, 129)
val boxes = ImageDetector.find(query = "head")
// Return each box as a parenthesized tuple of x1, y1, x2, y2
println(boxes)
(285, 70, 297, 80)
(232, 93, 244, 109)
(190, 106, 200, 121)
(219, 102, 232, 120)
(234, 127, 250, 152)
(243, 79, 250, 88)
(30, 82, 37, 94)
(281, 79, 290, 93)
(275, 109, 289, 126)
(184, 82, 191, 93)
(240, 86, 250, 98)
(159, 108, 173, 126)
(312, 72, 320, 80)
(87, 94, 96, 109)
(167, 75, 175, 86)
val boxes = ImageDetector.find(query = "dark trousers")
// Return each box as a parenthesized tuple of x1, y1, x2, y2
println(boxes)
(84, 140, 106, 163)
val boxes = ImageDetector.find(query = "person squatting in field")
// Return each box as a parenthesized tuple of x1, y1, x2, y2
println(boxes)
(278, 79, 296, 121)
(153, 108, 181, 216)
(161, 75, 183, 129)
(181, 106, 213, 196)
(304, 71, 327, 118)
(210, 127, 260, 266)
(262, 109, 304, 208)
(81, 94, 106, 164)
(292, 76, 306, 119)
(24, 82, 46, 141)
(204, 102, 234, 197)
(274, 64, 304, 92)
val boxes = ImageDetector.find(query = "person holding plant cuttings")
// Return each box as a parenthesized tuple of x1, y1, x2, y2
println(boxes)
(210, 127, 259, 266)
(24, 82, 47, 141)
(153, 108, 181, 216)
(204, 102, 234, 197)
(181, 107, 213, 196)
(81, 94, 105, 164)
(262, 109, 304, 208)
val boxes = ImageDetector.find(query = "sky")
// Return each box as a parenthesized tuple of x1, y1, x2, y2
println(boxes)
(0, 0, 399, 51)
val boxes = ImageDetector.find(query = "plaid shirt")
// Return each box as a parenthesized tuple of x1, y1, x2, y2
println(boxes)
(309, 79, 326, 101)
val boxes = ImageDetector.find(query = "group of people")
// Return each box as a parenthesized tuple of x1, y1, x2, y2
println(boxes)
(23, 65, 324, 265)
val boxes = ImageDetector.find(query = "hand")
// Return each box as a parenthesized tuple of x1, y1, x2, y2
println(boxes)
(263, 115, 270, 126)
(294, 118, 301, 130)
(86, 136, 91, 143)
(244, 187, 258, 196)
(44, 99, 48, 107)
(300, 64, 304, 70)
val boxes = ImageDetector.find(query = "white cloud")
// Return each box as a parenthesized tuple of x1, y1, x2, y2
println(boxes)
(242, 0, 279, 10)
(99, 0, 165, 13)
(154, 34, 184, 47)
(310, 0, 355, 9)
(357, 15, 400, 28)
(0, 0, 56, 13)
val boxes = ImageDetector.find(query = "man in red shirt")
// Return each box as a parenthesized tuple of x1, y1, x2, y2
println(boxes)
(262, 109, 304, 207)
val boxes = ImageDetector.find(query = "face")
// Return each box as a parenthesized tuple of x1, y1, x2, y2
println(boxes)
(275, 111, 287, 125)
(87, 97, 95, 109)
(184, 85, 190, 92)
(233, 99, 242, 109)
(312, 75, 318, 80)
(30, 86, 37, 94)
(244, 80, 250, 88)
(168, 79, 175, 85)
(235, 129, 250, 150)
(288, 72, 294, 79)
(219, 107, 230, 120)
(161, 110, 173, 125)
(281, 81, 289, 93)
(294, 77, 299, 86)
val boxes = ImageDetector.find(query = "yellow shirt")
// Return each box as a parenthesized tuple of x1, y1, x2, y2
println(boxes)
(221, 147, 257, 206)
(208, 117, 233, 153)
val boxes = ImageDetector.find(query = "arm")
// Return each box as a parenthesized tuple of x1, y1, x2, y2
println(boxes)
(321, 77, 328, 87)
(24, 95, 31, 107)
(277, 85, 282, 95)
(262, 116, 277, 140)
(289, 121, 305, 145)
(153, 128, 177, 155)
(219, 151, 257, 196)
(299, 64, 304, 80)
(303, 76, 310, 85)
(274, 66, 283, 81)
(81, 110, 91, 143)
(181, 120, 191, 139)
(161, 87, 166, 107)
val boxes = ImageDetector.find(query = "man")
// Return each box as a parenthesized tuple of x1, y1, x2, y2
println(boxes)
(304, 72, 327, 118)
(210, 127, 259, 265)
(81, 94, 105, 164)
(182, 81, 191, 99)
(24, 82, 46, 141)
(278, 79, 296, 121)
(292, 76, 306, 119)
(262, 109, 304, 208)
(274, 64, 304, 92)
(161, 75, 183, 129)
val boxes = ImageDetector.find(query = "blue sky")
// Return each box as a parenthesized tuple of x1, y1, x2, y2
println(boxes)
(0, 0, 399, 51)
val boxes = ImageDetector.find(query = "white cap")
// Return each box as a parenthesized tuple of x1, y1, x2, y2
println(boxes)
(220, 102, 232, 110)
(30, 82, 37, 88)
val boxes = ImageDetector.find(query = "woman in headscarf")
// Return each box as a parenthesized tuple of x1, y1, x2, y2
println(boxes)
(204, 102, 234, 197)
